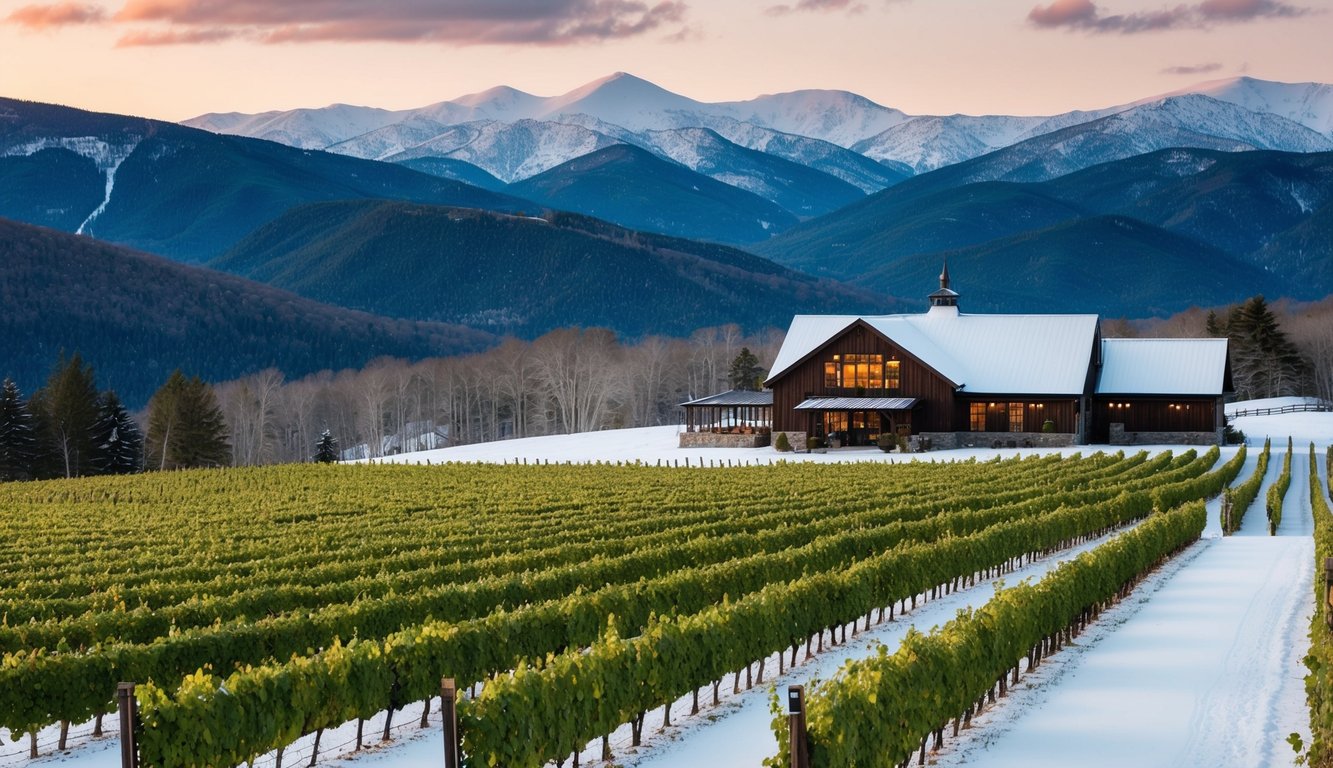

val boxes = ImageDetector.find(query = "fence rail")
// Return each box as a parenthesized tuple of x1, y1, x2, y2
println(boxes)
(1229, 401, 1333, 418)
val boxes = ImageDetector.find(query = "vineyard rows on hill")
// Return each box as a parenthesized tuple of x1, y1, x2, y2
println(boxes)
(0, 448, 1240, 766)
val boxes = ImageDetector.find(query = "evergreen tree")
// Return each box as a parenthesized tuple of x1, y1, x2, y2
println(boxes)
(1226, 296, 1308, 399)
(314, 429, 339, 463)
(1204, 310, 1226, 338)
(91, 391, 143, 475)
(727, 347, 765, 391)
(30, 353, 100, 478)
(0, 378, 39, 481)
(146, 371, 230, 470)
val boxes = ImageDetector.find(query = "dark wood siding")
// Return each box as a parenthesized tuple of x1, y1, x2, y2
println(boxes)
(770, 321, 957, 433)
(1091, 397, 1218, 441)
(952, 398, 1079, 433)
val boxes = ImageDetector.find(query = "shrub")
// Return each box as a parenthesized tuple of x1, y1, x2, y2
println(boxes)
(1041, 419, 1056, 433)
(774, 432, 792, 452)
(806, 436, 826, 451)
(876, 434, 894, 453)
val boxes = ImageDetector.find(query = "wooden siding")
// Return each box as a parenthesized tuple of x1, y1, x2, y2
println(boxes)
(1090, 397, 1219, 442)
(952, 398, 1079, 433)
(771, 321, 956, 433)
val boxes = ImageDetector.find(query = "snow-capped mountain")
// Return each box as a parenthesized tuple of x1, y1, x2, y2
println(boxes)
(1161, 76, 1333, 138)
(634, 127, 864, 217)
(714, 90, 911, 148)
(185, 103, 406, 149)
(921, 94, 1333, 189)
(183, 72, 1333, 205)
(381, 119, 622, 184)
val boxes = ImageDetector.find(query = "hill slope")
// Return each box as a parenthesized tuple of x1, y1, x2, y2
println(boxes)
(509, 144, 798, 245)
(211, 200, 898, 337)
(0, 97, 529, 262)
(0, 217, 493, 406)
(758, 148, 1333, 304)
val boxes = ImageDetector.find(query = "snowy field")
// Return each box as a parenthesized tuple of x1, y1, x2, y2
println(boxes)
(8, 402, 1331, 768)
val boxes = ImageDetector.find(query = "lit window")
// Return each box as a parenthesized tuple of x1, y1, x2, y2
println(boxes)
(1008, 403, 1025, 432)
(885, 360, 901, 390)
(970, 402, 986, 431)
(824, 362, 838, 388)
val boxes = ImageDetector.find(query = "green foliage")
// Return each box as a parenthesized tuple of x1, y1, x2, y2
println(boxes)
(314, 430, 339, 463)
(91, 391, 143, 475)
(1267, 437, 1294, 535)
(1222, 440, 1267, 534)
(145, 371, 230, 470)
(728, 347, 765, 391)
(1042, 419, 1056, 433)
(1303, 444, 1333, 767)
(1226, 296, 1309, 400)
(0, 448, 1237, 764)
(777, 501, 1207, 767)
(773, 432, 792, 452)
(806, 436, 825, 451)
(0, 378, 39, 481)
(30, 352, 100, 479)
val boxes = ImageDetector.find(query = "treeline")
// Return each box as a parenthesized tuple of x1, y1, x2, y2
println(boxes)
(1110, 294, 1333, 401)
(0, 355, 228, 481)
(212, 324, 780, 466)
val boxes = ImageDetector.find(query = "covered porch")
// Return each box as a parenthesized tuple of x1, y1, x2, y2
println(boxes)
(680, 390, 773, 447)
(796, 396, 919, 447)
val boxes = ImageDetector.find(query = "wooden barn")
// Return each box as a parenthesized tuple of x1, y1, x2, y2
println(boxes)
(763, 267, 1232, 449)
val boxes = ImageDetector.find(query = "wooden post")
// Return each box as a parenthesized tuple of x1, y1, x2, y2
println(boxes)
(787, 685, 809, 768)
(441, 678, 460, 768)
(117, 682, 138, 768)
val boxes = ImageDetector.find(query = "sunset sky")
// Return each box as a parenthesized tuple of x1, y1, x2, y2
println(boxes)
(1, 0, 1330, 121)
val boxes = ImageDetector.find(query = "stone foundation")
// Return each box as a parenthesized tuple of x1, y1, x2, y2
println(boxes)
(1108, 424, 1222, 446)
(915, 431, 1078, 451)
(678, 431, 771, 448)
(772, 431, 808, 453)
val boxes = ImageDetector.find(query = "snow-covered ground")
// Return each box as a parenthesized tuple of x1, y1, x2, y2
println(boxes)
(1229, 396, 1333, 447)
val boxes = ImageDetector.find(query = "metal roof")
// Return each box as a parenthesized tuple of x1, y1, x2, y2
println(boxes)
(795, 397, 920, 411)
(1096, 338, 1229, 395)
(766, 306, 1099, 395)
(680, 389, 774, 407)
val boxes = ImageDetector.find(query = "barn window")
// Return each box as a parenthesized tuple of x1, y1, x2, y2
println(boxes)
(824, 362, 838, 388)
(840, 354, 884, 388)
(885, 360, 901, 390)
(969, 403, 986, 431)
(1008, 403, 1025, 432)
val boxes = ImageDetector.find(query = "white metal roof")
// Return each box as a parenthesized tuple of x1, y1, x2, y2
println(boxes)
(766, 306, 1099, 395)
(795, 397, 919, 410)
(1096, 338, 1229, 395)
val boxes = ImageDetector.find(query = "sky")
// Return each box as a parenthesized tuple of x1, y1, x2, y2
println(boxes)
(1, 0, 1330, 121)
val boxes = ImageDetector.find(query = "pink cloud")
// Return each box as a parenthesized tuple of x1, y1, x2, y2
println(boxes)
(5, 2, 107, 28)
(5, 0, 690, 45)
(1027, 0, 1310, 33)
(767, 0, 867, 17)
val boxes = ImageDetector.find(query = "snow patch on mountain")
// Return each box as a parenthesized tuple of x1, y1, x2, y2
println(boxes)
(714, 89, 911, 148)
(184, 103, 404, 149)
(3, 136, 139, 171)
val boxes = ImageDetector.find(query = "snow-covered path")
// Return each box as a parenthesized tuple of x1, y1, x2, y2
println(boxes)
(936, 448, 1316, 768)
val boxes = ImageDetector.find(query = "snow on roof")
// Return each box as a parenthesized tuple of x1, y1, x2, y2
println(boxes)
(1096, 338, 1229, 395)
(767, 306, 1099, 395)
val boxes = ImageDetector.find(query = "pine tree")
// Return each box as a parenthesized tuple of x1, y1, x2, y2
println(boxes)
(0, 378, 39, 481)
(314, 429, 339, 463)
(1204, 310, 1226, 338)
(30, 353, 100, 478)
(91, 391, 143, 475)
(727, 347, 765, 391)
(1226, 296, 1308, 399)
(146, 371, 230, 470)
